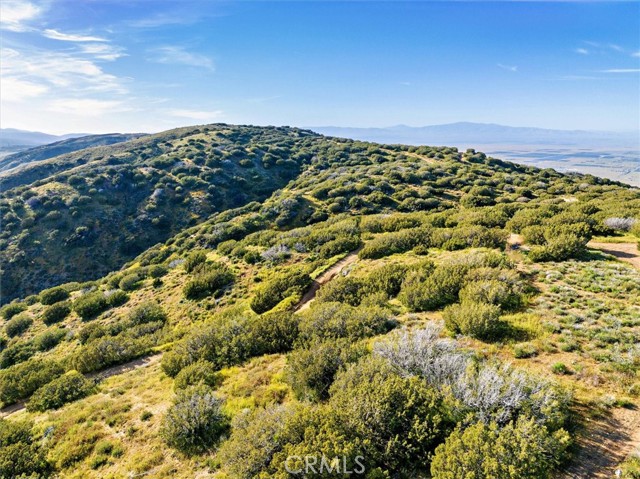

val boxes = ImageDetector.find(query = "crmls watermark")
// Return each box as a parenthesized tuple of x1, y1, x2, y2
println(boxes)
(284, 455, 366, 475)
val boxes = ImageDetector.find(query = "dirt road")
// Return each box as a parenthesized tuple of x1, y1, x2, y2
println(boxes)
(296, 249, 360, 312)
(559, 406, 640, 478)
(588, 241, 640, 270)
(0, 353, 162, 418)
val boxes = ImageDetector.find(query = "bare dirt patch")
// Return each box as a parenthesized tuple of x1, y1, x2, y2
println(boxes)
(559, 406, 640, 479)
(588, 242, 640, 270)
(296, 250, 360, 312)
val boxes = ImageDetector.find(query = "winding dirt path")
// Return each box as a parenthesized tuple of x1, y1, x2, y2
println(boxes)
(0, 353, 162, 419)
(588, 241, 640, 270)
(295, 249, 360, 312)
(0, 252, 364, 418)
(558, 406, 640, 479)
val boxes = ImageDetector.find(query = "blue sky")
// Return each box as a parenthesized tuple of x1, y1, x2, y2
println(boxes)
(1, 0, 639, 134)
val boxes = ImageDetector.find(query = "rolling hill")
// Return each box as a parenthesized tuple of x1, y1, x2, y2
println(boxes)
(0, 124, 639, 479)
(0, 133, 147, 173)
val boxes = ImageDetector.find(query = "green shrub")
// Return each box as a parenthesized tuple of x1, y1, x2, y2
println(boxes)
(529, 234, 588, 263)
(42, 301, 71, 325)
(160, 385, 228, 454)
(285, 339, 365, 402)
(363, 262, 408, 298)
(359, 228, 430, 259)
(5, 314, 33, 338)
(250, 267, 311, 314)
(330, 357, 452, 469)
(105, 290, 129, 307)
(173, 360, 221, 391)
(521, 225, 547, 245)
(148, 264, 168, 278)
(128, 301, 167, 325)
(297, 302, 396, 343)
(73, 291, 108, 320)
(27, 371, 95, 412)
(161, 317, 249, 377)
(318, 235, 361, 259)
(39, 286, 70, 305)
(430, 418, 570, 479)
(183, 263, 234, 299)
(34, 328, 66, 351)
(247, 310, 299, 356)
(459, 279, 520, 310)
(70, 337, 147, 374)
(399, 263, 466, 311)
(118, 273, 141, 291)
(551, 362, 570, 375)
(184, 250, 207, 273)
(514, 342, 538, 359)
(0, 418, 50, 478)
(315, 276, 365, 306)
(0, 342, 35, 368)
(0, 359, 64, 405)
(443, 301, 502, 340)
(0, 302, 27, 320)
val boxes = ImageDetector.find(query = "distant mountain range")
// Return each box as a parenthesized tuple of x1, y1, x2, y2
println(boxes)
(0, 128, 88, 149)
(0, 133, 147, 173)
(311, 122, 639, 149)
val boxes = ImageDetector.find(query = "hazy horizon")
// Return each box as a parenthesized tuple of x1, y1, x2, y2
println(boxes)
(2, 0, 639, 135)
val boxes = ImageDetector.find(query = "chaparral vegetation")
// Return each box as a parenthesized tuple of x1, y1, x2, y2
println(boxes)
(1, 124, 639, 478)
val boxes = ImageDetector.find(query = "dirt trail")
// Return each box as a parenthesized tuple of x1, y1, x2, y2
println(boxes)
(296, 249, 360, 312)
(0, 353, 162, 419)
(559, 406, 640, 479)
(588, 242, 640, 270)
(0, 252, 363, 418)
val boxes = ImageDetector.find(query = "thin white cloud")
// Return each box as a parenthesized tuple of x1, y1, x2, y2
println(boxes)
(79, 43, 127, 61)
(128, 13, 197, 29)
(1, 47, 127, 101)
(43, 29, 108, 42)
(168, 109, 224, 121)
(152, 46, 214, 71)
(0, 0, 40, 32)
(497, 63, 518, 72)
(575, 48, 589, 55)
(555, 75, 603, 81)
(632, 51, 640, 58)
(608, 44, 624, 52)
(599, 69, 640, 73)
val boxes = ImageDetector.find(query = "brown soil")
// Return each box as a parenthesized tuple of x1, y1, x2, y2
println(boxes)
(588, 242, 640, 270)
(295, 249, 360, 312)
(558, 406, 640, 478)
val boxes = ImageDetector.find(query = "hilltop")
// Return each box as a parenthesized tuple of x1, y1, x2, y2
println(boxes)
(0, 133, 146, 173)
(0, 124, 639, 479)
